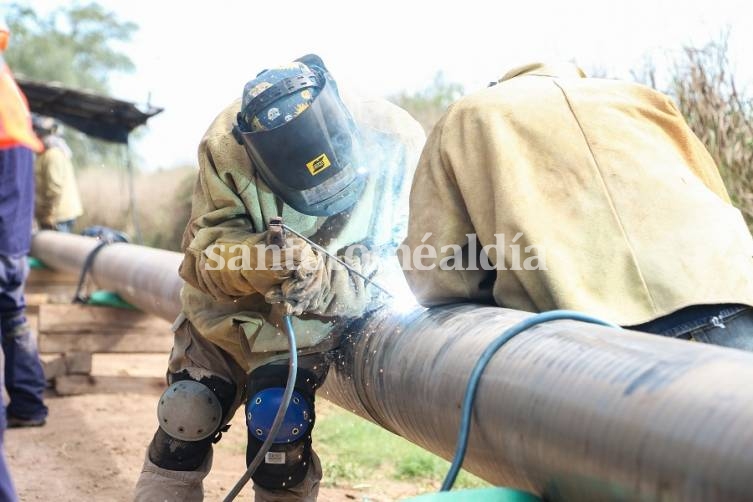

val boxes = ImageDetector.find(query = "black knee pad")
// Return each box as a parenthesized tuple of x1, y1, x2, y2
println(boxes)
(148, 427, 215, 471)
(170, 369, 238, 419)
(148, 370, 237, 471)
(247, 427, 314, 490)
(246, 355, 328, 490)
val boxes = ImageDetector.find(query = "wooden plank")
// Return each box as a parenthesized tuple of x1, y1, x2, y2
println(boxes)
(39, 304, 171, 334)
(64, 351, 93, 374)
(39, 331, 173, 353)
(26, 268, 79, 286)
(25, 293, 49, 314)
(26, 313, 38, 336)
(41, 355, 67, 381)
(54, 375, 93, 395)
(24, 284, 78, 303)
(55, 374, 165, 396)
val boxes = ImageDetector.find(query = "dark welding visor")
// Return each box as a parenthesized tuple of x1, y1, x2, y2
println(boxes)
(236, 72, 366, 217)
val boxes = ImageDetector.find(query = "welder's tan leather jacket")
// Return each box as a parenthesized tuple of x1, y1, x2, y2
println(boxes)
(179, 95, 425, 371)
(34, 141, 82, 227)
(402, 63, 753, 326)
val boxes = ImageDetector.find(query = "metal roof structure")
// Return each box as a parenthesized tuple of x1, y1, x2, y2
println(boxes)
(16, 77, 163, 143)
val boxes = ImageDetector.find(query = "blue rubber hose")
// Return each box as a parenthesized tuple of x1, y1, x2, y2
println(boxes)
(440, 310, 620, 491)
(224, 315, 298, 501)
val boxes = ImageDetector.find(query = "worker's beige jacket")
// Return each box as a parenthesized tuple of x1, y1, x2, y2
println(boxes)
(402, 63, 753, 326)
(179, 95, 425, 371)
(34, 139, 82, 226)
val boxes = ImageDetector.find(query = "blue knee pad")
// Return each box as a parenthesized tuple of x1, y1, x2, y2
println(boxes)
(246, 388, 312, 444)
(245, 357, 326, 490)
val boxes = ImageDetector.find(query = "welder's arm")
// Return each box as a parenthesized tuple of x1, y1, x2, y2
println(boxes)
(179, 150, 314, 301)
(264, 251, 381, 318)
(400, 113, 494, 307)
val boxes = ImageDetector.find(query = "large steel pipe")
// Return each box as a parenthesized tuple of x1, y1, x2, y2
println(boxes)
(31, 231, 183, 320)
(324, 306, 753, 501)
(30, 231, 753, 501)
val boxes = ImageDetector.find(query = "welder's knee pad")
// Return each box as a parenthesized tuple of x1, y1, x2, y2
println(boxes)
(245, 358, 325, 490)
(149, 370, 236, 471)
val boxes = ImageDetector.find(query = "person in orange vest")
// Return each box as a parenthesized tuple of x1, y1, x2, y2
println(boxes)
(0, 16, 49, 502)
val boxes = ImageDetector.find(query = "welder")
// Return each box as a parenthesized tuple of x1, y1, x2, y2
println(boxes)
(402, 62, 753, 350)
(134, 54, 425, 501)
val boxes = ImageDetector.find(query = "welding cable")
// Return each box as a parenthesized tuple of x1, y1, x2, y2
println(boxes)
(223, 314, 299, 502)
(280, 223, 394, 298)
(440, 310, 621, 491)
(71, 239, 111, 304)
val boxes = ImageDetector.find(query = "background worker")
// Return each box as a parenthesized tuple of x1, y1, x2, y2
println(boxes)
(134, 54, 424, 501)
(402, 62, 753, 350)
(32, 116, 82, 232)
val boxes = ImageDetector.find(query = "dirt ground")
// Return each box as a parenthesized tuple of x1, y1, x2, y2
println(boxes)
(5, 353, 422, 502)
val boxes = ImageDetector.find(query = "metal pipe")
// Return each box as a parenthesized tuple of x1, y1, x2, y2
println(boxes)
(323, 305, 753, 501)
(31, 231, 183, 320)
(30, 231, 753, 501)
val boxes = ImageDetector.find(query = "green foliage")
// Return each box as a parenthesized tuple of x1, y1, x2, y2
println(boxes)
(314, 404, 387, 485)
(395, 454, 443, 480)
(5, 2, 136, 92)
(3, 2, 138, 169)
(315, 401, 487, 489)
(389, 71, 465, 134)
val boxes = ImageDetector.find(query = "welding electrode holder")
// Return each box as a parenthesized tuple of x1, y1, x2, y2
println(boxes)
(266, 217, 294, 316)
(266, 216, 286, 247)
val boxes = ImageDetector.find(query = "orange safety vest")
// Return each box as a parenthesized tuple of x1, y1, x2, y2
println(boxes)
(0, 55, 42, 152)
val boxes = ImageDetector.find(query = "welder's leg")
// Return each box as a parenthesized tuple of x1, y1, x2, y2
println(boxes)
(251, 451, 322, 502)
(246, 354, 329, 502)
(134, 319, 247, 502)
(134, 449, 213, 502)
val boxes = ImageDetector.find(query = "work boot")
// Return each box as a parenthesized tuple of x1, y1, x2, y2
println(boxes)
(6, 414, 46, 428)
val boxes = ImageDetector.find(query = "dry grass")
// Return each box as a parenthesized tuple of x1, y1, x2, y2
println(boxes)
(389, 71, 464, 134)
(663, 36, 753, 229)
(619, 41, 753, 233)
(75, 165, 196, 250)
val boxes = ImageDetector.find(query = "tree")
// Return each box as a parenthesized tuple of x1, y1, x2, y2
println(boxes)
(389, 71, 464, 134)
(3, 2, 138, 168)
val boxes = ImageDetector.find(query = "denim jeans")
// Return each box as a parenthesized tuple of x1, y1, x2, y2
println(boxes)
(55, 219, 75, 233)
(0, 349, 19, 502)
(631, 304, 753, 352)
(0, 255, 48, 421)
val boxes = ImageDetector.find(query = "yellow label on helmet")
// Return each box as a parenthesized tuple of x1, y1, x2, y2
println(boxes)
(306, 153, 331, 175)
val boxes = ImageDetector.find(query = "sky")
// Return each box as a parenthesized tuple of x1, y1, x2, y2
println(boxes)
(16, 0, 753, 170)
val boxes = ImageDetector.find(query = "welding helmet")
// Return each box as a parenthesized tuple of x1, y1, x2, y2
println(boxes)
(233, 54, 366, 217)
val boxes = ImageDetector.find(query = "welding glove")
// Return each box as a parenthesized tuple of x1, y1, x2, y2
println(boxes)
(199, 233, 320, 299)
(264, 251, 381, 318)
(245, 235, 320, 295)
